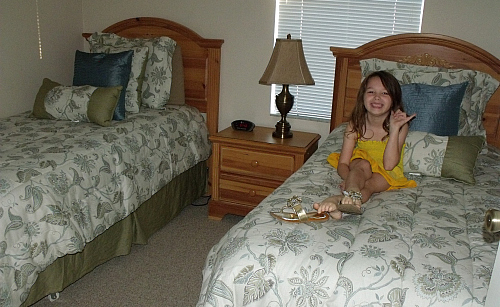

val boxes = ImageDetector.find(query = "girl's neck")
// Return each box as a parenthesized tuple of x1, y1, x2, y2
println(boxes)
(362, 114, 388, 141)
(366, 111, 388, 125)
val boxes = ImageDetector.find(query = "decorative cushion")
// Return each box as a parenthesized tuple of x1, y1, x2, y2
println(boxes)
(89, 46, 149, 113)
(87, 33, 178, 109)
(403, 131, 484, 184)
(401, 82, 468, 136)
(32, 78, 60, 119)
(73, 50, 133, 121)
(32, 78, 122, 127)
(360, 58, 500, 139)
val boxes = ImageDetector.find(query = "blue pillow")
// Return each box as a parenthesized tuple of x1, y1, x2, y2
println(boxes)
(401, 82, 468, 136)
(73, 50, 133, 121)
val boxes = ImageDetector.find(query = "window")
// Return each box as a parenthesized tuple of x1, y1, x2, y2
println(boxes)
(272, 0, 425, 121)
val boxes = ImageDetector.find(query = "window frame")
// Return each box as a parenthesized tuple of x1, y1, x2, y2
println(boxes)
(270, 0, 425, 122)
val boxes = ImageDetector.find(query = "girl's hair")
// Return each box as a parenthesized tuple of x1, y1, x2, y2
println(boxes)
(349, 71, 404, 140)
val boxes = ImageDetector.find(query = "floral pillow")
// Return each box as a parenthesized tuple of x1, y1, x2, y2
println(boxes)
(90, 46, 148, 113)
(403, 131, 484, 184)
(32, 78, 122, 127)
(360, 58, 500, 139)
(87, 32, 177, 110)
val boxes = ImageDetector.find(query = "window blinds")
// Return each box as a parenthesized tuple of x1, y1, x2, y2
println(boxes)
(273, 0, 424, 121)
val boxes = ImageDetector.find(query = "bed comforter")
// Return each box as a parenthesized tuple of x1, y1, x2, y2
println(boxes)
(198, 124, 500, 307)
(0, 105, 211, 306)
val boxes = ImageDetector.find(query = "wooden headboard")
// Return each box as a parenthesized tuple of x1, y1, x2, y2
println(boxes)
(330, 33, 500, 148)
(83, 17, 224, 136)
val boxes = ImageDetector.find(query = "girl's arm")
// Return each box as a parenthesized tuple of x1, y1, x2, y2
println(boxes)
(337, 122, 357, 179)
(383, 110, 415, 170)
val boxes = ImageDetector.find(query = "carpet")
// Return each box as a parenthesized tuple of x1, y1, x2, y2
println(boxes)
(31, 202, 243, 307)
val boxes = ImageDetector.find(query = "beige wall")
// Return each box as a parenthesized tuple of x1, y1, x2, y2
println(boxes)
(0, 1, 82, 117)
(1, 0, 499, 142)
(81, 0, 279, 136)
(422, 0, 500, 60)
(81, 0, 500, 141)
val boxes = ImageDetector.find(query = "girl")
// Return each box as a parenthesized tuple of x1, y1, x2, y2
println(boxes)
(314, 71, 417, 219)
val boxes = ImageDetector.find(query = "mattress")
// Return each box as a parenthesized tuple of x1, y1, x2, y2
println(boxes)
(198, 124, 500, 307)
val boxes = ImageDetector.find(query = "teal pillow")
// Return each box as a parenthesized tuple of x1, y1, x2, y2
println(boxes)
(401, 82, 468, 136)
(73, 50, 133, 121)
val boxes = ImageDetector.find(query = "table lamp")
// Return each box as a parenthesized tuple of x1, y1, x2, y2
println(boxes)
(259, 34, 314, 138)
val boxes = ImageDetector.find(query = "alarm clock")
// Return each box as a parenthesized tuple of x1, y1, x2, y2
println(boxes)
(231, 119, 255, 131)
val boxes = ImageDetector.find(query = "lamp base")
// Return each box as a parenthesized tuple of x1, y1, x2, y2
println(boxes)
(273, 84, 294, 139)
(273, 120, 293, 139)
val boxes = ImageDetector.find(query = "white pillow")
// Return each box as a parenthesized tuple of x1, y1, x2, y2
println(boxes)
(404, 131, 484, 184)
(90, 46, 148, 113)
(88, 33, 177, 110)
(45, 85, 95, 121)
(38, 80, 122, 127)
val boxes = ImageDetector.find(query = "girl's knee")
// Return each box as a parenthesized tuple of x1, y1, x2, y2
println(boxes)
(369, 174, 391, 192)
(351, 159, 372, 173)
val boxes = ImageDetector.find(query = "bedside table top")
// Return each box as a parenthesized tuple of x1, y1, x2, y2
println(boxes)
(212, 126, 320, 148)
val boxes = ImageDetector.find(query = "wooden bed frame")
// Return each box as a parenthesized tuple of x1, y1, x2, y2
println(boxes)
(330, 33, 500, 148)
(23, 17, 223, 306)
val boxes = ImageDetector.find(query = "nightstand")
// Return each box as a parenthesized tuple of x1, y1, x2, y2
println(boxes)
(208, 126, 321, 220)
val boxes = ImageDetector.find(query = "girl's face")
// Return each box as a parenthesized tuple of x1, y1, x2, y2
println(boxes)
(363, 76, 393, 117)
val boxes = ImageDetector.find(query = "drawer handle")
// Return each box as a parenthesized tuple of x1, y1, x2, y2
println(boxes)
(251, 160, 259, 167)
(249, 190, 256, 197)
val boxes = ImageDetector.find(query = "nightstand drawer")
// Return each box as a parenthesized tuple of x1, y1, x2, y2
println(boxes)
(220, 147, 294, 180)
(219, 178, 278, 206)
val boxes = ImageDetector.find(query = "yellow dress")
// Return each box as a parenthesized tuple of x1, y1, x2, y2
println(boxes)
(327, 139, 417, 190)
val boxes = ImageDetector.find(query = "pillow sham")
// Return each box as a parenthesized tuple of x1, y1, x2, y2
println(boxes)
(403, 131, 484, 184)
(401, 82, 468, 136)
(89, 46, 148, 113)
(73, 50, 133, 121)
(87, 33, 178, 109)
(32, 78, 122, 127)
(360, 58, 500, 139)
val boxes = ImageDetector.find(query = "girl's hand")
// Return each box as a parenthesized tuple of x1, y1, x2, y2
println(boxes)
(390, 110, 416, 131)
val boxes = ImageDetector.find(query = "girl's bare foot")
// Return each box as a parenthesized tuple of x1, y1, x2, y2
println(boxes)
(313, 195, 343, 220)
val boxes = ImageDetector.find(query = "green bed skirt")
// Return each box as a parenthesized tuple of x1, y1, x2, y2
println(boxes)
(23, 161, 208, 306)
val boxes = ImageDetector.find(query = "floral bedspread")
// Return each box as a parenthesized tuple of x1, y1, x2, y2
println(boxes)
(198, 125, 500, 307)
(0, 105, 211, 306)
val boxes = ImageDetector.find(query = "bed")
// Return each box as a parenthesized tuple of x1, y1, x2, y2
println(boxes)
(0, 17, 223, 307)
(197, 33, 500, 307)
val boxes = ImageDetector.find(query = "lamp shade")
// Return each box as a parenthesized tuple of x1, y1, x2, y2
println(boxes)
(259, 35, 315, 86)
